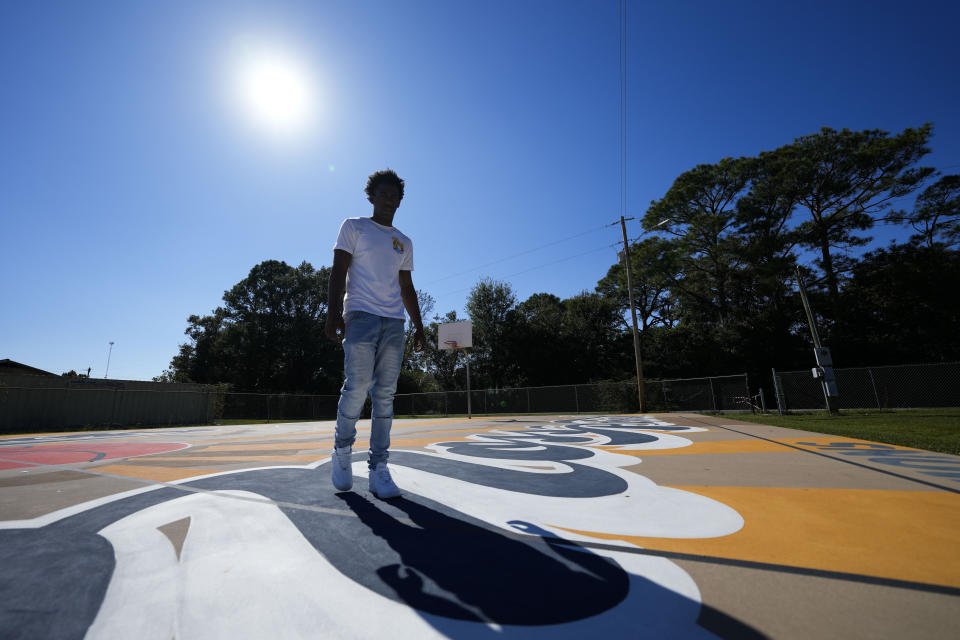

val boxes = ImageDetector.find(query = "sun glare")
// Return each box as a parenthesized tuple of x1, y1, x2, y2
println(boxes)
(232, 46, 317, 140)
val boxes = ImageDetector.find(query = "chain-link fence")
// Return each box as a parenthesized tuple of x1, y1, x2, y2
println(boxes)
(226, 374, 751, 421)
(0, 374, 754, 433)
(0, 375, 219, 434)
(771, 362, 960, 412)
(221, 393, 339, 422)
(8, 362, 954, 433)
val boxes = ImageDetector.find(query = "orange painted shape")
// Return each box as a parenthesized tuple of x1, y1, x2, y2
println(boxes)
(201, 443, 327, 452)
(93, 464, 223, 482)
(564, 487, 960, 588)
(138, 455, 323, 463)
(194, 431, 335, 443)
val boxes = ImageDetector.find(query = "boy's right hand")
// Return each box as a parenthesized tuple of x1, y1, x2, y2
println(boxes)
(325, 313, 345, 344)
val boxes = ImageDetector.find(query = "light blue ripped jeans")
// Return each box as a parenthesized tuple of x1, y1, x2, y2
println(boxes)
(335, 310, 405, 469)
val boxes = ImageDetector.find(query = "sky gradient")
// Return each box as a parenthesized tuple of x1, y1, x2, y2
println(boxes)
(3, 0, 959, 381)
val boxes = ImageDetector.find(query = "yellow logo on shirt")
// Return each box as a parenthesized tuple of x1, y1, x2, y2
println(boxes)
(392, 237, 404, 253)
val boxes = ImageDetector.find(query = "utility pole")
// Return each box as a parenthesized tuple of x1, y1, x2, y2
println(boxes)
(104, 341, 114, 379)
(619, 216, 645, 412)
(795, 269, 839, 414)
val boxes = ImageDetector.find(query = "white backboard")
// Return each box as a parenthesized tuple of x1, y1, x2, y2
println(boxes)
(437, 321, 472, 349)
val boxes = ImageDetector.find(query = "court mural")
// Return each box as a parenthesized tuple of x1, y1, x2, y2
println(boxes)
(0, 416, 749, 639)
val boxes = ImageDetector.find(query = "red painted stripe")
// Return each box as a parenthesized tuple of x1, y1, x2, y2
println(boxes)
(0, 442, 188, 470)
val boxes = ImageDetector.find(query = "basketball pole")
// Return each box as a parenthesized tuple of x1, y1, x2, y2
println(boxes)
(464, 348, 472, 419)
(620, 216, 645, 412)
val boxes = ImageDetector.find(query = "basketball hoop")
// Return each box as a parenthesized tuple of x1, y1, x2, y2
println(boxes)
(437, 320, 474, 419)
(437, 321, 471, 351)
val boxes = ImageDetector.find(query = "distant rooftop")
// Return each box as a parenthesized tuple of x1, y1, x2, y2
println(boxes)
(0, 359, 58, 377)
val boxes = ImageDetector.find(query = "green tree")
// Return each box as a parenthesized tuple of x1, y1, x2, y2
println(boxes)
(466, 278, 519, 389)
(596, 236, 682, 332)
(397, 290, 439, 393)
(401, 290, 436, 373)
(511, 293, 566, 385)
(643, 156, 756, 327)
(782, 125, 935, 313)
(891, 174, 960, 248)
(833, 243, 960, 364)
(163, 260, 341, 393)
(726, 147, 809, 376)
(559, 292, 625, 382)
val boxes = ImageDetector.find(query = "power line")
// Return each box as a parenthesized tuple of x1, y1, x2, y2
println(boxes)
(619, 0, 627, 223)
(435, 242, 616, 298)
(423, 223, 609, 286)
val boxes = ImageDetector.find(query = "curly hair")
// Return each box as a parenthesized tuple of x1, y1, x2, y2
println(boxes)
(364, 169, 405, 202)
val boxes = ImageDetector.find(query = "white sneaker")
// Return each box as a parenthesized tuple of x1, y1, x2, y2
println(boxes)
(331, 446, 353, 491)
(368, 462, 401, 499)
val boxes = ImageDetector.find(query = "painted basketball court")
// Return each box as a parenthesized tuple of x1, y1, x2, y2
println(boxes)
(1, 413, 958, 638)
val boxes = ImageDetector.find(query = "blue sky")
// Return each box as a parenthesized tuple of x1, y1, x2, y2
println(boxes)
(2, 0, 958, 381)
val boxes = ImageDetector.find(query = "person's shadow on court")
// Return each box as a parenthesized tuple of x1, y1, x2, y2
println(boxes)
(335, 492, 629, 626)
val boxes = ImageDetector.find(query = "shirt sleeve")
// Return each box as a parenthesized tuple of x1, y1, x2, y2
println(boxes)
(333, 219, 358, 254)
(401, 235, 414, 271)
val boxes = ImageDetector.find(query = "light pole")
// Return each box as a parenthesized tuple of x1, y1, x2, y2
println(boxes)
(794, 269, 840, 414)
(104, 341, 114, 379)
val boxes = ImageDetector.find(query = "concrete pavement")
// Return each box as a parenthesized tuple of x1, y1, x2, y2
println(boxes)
(1, 413, 958, 638)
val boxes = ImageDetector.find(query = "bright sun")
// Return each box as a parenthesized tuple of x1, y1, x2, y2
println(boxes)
(233, 47, 316, 140)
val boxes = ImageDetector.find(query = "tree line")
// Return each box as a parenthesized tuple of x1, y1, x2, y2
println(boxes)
(158, 124, 960, 394)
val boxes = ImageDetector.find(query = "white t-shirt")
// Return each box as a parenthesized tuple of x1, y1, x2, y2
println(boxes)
(333, 217, 414, 319)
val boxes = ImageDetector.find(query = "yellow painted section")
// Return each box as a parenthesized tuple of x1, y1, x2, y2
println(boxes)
(391, 436, 474, 448)
(616, 439, 789, 456)
(563, 487, 960, 588)
(93, 464, 222, 481)
(194, 430, 335, 443)
(390, 427, 562, 448)
(133, 455, 323, 463)
(611, 434, 931, 457)
(396, 418, 482, 427)
(201, 443, 329, 452)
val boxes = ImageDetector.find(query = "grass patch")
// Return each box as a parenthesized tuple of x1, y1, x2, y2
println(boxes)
(714, 408, 960, 455)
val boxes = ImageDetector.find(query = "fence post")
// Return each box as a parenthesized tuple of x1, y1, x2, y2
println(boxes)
(110, 387, 119, 427)
(771, 368, 784, 414)
(759, 388, 766, 413)
(708, 377, 717, 411)
(574, 385, 579, 414)
(868, 368, 882, 410)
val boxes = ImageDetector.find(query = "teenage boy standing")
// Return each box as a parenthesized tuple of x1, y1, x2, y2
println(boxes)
(325, 169, 426, 498)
